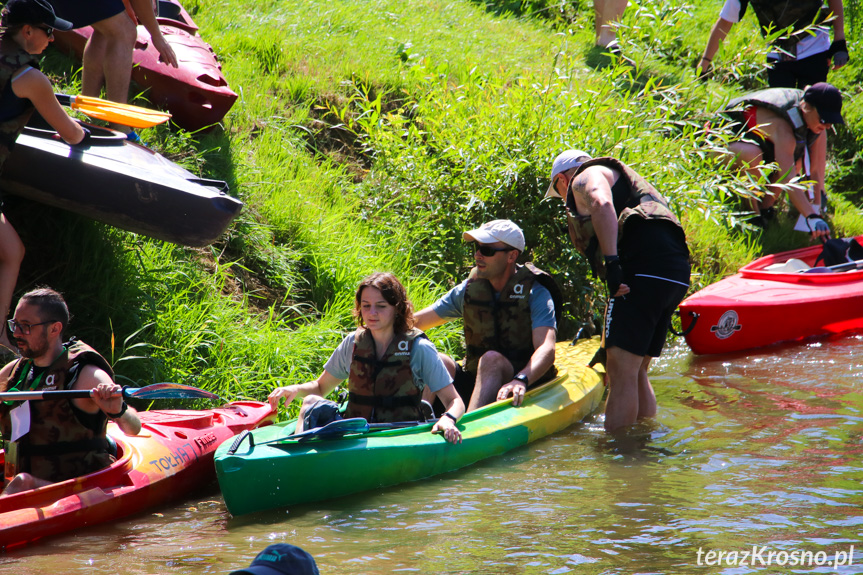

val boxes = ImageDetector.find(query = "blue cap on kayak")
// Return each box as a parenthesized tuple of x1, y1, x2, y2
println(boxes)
(230, 544, 320, 575)
(1, 0, 73, 31)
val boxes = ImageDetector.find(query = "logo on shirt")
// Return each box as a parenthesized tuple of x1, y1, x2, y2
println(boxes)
(510, 283, 527, 299)
(45, 374, 55, 389)
(394, 340, 410, 356)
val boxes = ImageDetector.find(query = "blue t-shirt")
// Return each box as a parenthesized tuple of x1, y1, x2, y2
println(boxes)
(430, 274, 557, 331)
(323, 332, 453, 393)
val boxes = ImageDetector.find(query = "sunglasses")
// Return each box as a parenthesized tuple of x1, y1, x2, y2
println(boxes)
(475, 244, 514, 257)
(7, 319, 54, 335)
(37, 25, 54, 37)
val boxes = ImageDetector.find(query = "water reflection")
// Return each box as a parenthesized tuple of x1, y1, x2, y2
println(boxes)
(2, 334, 863, 574)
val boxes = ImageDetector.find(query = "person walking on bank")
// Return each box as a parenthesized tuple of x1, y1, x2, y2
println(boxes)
(720, 82, 842, 239)
(546, 150, 690, 432)
(0, 0, 91, 351)
(0, 287, 141, 495)
(697, 0, 848, 88)
(414, 220, 560, 412)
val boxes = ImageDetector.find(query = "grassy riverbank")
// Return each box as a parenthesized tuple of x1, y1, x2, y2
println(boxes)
(14, 0, 863, 411)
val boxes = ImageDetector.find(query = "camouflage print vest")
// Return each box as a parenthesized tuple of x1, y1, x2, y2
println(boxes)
(0, 340, 115, 486)
(724, 88, 819, 164)
(743, 0, 826, 56)
(345, 328, 424, 423)
(0, 37, 38, 168)
(463, 263, 560, 379)
(565, 157, 685, 279)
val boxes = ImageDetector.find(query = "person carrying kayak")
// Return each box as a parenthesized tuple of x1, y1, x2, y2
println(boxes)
(546, 150, 690, 432)
(268, 272, 464, 444)
(414, 220, 561, 412)
(0, 0, 90, 352)
(0, 287, 141, 495)
(719, 82, 843, 238)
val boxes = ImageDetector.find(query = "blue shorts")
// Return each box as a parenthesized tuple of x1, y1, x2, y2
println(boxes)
(47, 0, 127, 28)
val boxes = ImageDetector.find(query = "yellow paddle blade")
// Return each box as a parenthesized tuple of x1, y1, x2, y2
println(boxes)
(70, 95, 172, 129)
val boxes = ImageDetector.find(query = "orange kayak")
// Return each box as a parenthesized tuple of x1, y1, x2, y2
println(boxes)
(0, 401, 274, 549)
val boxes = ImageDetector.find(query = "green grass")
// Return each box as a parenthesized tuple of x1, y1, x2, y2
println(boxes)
(14, 0, 862, 416)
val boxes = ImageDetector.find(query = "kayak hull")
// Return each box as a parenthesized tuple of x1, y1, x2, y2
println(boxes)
(214, 339, 604, 516)
(679, 235, 863, 354)
(1, 121, 242, 247)
(54, 0, 237, 132)
(0, 401, 275, 549)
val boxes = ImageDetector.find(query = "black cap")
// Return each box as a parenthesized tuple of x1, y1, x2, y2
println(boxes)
(1, 0, 73, 31)
(803, 82, 844, 125)
(230, 544, 320, 575)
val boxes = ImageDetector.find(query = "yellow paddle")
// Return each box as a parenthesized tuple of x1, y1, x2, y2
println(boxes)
(55, 94, 172, 129)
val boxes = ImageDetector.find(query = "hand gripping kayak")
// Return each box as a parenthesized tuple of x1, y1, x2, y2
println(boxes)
(55, 93, 172, 128)
(0, 382, 220, 402)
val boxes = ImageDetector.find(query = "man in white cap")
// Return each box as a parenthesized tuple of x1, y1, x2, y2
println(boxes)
(546, 151, 690, 432)
(415, 220, 560, 411)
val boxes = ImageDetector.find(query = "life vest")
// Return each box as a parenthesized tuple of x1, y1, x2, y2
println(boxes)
(741, 0, 826, 56)
(0, 36, 37, 168)
(463, 263, 561, 379)
(724, 88, 819, 164)
(345, 328, 425, 423)
(565, 157, 685, 278)
(0, 340, 115, 486)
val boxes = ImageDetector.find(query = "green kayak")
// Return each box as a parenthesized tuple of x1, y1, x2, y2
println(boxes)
(214, 338, 604, 516)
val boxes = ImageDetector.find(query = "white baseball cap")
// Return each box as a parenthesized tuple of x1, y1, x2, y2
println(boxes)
(463, 219, 525, 252)
(545, 149, 592, 198)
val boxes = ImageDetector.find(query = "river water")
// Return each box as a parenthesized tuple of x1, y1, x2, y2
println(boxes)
(3, 333, 862, 574)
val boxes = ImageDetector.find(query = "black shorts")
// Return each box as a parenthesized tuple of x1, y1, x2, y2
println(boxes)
(767, 52, 830, 89)
(604, 274, 689, 357)
(47, 0, 127, 28)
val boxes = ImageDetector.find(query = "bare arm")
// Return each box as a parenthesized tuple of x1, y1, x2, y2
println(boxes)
(698, 18, 734, 75)
(430, 384, 464, 444)
(496, 326, 556, 407)
(72, 365, 142, 435)
(11, 69, 85, 145)
(414, 307, 448, 331)
(128, 0, 179, 67)
(267, 370, 342, 410)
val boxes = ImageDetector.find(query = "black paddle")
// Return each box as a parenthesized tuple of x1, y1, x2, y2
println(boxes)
(0, 382, 220, 402)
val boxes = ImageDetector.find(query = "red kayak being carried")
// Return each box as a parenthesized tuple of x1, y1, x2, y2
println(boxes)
(54, 0, 237, 132)
(679, 235, 863, 355)
(0, 401, 274, 549)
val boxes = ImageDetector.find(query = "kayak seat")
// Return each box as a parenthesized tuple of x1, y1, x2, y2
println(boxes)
(765, 258, 810, 273)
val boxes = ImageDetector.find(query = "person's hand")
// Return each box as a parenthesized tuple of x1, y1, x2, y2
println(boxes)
(431, 415, 462, 444)
(806, 215, 831, 241)
(604, 255, 630, 297)
(151, 33, 179, 68)
(497, 380, 527, 406)
(91, 382, 123, 415)
(268, 386, 298, 409)
(696, 57, 712, 79)
(829, 40, 849, 69)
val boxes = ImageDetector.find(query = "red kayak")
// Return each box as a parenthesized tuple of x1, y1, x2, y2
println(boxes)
(54, 0, 237, 132)
(679, 235, 863, 354)
(0, 401, 274, 549)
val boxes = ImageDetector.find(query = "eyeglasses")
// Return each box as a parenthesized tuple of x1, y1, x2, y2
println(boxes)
(37, 25, 53, 37)
(475, 244, 514, 257)
(7, 319, 54, 335)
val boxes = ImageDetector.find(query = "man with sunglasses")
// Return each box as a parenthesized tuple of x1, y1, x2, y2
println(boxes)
(546, 150, 690, 432)
(414, 220, 561, 411)
(719, 82, 843, 238)
(0, 287, 140, 495)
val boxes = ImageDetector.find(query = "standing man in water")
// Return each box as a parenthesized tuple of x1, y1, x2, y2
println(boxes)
(546, 150, 690, 432)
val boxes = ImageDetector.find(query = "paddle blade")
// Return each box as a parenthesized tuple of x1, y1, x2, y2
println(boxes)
(124, 382, 221, 400)
(289, 418, 370, 441)
(70, 95, 171, 128)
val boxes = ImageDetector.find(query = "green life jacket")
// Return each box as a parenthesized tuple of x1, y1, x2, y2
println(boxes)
(0, 36, 38, 168)
(345, 327, 425, 423)
(742, 0, 827, 56)
(724, 88, 818, 163)
(463, 263, 561, 379)
(1, 340, 115, 486)
(565, 157, 685, 279)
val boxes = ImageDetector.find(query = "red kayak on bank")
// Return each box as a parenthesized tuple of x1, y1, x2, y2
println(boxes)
(679, 236, 863, 355)
(0, 401, 274, 549)
(54, 0, 237, 132)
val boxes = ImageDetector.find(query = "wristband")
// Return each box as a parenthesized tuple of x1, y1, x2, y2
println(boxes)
(700, 56, 711, 62)
(106, 401, 128, 419)
(828, 39, 847, 57)
(513, 373, 529, 386)
(443, 411, 457, 423)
